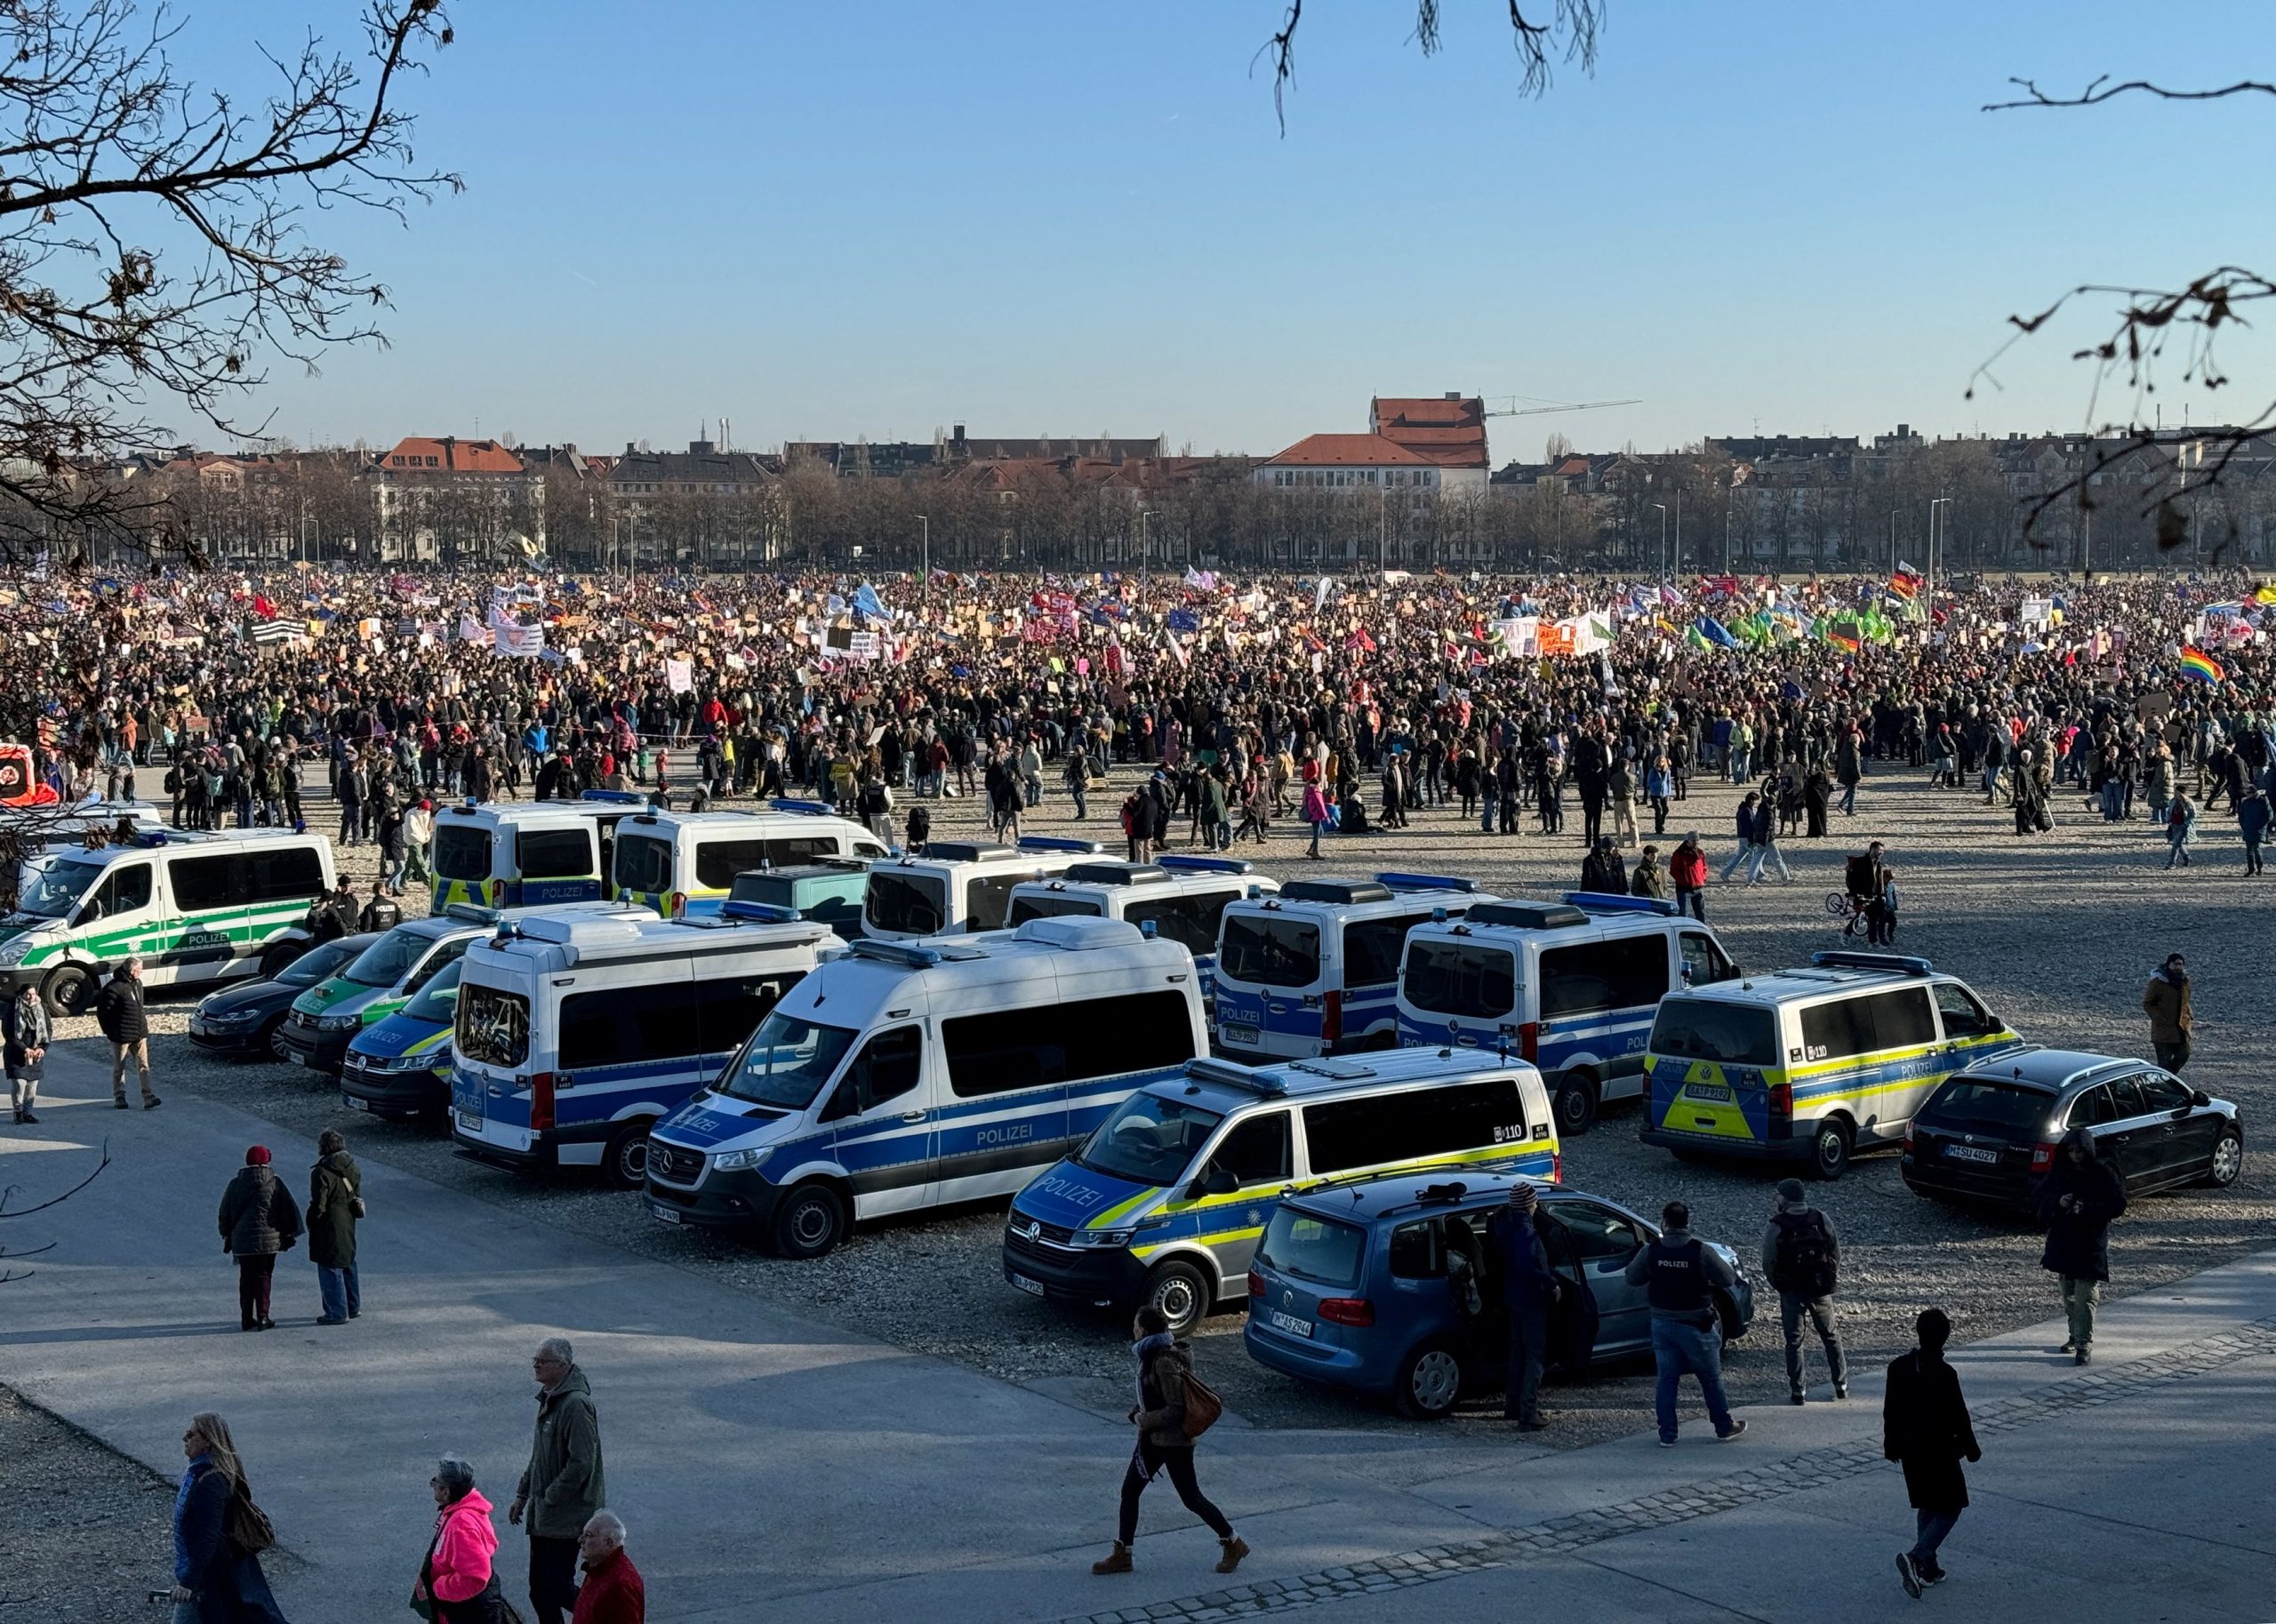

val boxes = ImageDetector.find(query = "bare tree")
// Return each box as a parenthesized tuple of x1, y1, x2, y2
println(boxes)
(1259, 0, 1604, 131)
(0, 0, 457, 565)
(0, 1140, 109, 1285)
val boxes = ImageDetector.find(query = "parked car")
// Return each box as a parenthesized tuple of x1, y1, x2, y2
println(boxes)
(1244, 1169, 1755, 1419)
(339, 959, 463, 1123)
(1903, 1048, 2243, 1211)
(186, 933, 378, 1059)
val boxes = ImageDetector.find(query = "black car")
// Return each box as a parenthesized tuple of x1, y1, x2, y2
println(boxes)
(1903, 1047, 2243, 1211)
(185, 933, 379, 1059)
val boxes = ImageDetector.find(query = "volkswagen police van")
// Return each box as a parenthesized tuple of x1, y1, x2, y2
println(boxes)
(1003, 1048, 1559, 1335)
(0, 828, 334, 1014)
(429, 791, 645, 911)
(452, 908, 829, 1187)
(641, 916, 1206, 1258)
(1639, 950, 2028, 1179)
(861, 836, 1102, 941)
(276, 908, 490, 1076)
(1005, 854, 1278, 1005)
(1396, 892, 1738, 1136)
(610, 803, 889, 918)
(1213, 874, 1493, 1060)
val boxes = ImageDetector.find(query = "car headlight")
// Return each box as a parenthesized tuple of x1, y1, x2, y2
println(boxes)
(710, 1146, 772, 1172)
(316, 1012, 363, 1033)
(204, 1008, 257, 1025)
(1066, 1214, 1169, 1248)
(0, 938, 35, 965)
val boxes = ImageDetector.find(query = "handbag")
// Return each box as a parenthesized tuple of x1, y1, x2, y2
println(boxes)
(226, 1478, 277, 1556)
(1179, 1370, 1224, 1440)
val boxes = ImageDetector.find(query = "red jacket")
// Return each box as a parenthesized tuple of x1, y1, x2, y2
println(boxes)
(572, 1548, 645, 1624)
(1671, 844, 1707, 892)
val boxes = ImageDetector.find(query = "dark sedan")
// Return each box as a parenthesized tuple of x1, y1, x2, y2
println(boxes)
(1903, 1047, 2243, 1212)
(186, 933, 378, 1059)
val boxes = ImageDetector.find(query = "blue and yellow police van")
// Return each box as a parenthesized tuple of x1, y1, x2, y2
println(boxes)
(429, 792, 645, 911)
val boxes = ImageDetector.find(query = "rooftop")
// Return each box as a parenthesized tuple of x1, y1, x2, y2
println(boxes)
(1261, 433, 1433, 468)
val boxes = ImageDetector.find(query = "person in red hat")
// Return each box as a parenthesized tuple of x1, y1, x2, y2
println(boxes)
(217, 1146, 302, 1332)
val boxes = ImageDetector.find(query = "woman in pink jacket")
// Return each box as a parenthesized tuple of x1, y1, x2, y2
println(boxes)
(416, 1454, 503, 1622)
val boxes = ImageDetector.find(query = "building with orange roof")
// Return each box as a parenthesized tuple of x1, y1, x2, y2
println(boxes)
(369, 435, 544, 561)
(1253, 432, 1440, 493)
(1368, 393, 1490, 494)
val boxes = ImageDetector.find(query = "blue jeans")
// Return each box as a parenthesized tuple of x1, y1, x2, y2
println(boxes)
(1480, 797, 1496, 833)
(1651, 1316, 1735, 1442)
(1839, 780, 1857, 815)
(1911, 1508, 1960, 1572)
(317, 1262, 360, 1321)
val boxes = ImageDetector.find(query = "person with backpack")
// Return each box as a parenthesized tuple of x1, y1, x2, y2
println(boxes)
(1762, 1179, 1849, 1404)
(1091, 1304, 1248, 1579)
(1885, 1307, 1980, 1597)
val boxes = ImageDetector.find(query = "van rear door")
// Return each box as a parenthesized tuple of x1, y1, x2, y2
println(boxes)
(1214, 909, 1323, 1057)
(1646, 996, 1781, 1149)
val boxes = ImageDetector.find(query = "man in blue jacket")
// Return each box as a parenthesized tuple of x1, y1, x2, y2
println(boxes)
(1488, 1183, 1559, 1430)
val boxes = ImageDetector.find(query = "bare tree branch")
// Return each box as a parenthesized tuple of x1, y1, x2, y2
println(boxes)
(0, 1140, 110, 1284)
(1983, 74, 2276, 113)
(1256, 0, 1603, 134)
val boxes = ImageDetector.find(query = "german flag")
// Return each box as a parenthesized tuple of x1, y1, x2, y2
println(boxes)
(1888, 562, 1923, 600)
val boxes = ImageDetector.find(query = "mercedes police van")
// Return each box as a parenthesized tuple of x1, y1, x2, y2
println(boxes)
(0, 827, 334, 1013)
(1005, 854, 1277, 1005)
(1213, 874, 1494, 1060)
(1002, 1048, 1560, 1335)
(451, 908, 830, 1187)
(861, 836, 1102, 941)
(1395, 892, 1739, 1136)
(1639, 950, 2029, 1179)
(429, 791, 645, 911)
(609, 804, 889, 918)
(641, 916, 1206, 1259)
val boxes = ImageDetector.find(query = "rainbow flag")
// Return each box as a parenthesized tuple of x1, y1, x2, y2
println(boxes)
(2180, 645, 2225, 685)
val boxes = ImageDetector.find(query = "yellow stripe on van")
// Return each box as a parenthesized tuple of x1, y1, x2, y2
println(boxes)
(1087, 1189, 1157, 1229)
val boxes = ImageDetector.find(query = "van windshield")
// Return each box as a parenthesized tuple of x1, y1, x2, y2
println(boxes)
(1217, 914, 1318, 988)
(17, 857, 104, 919)
(614, 834, 673, 895)
(1404, 940, 1517, 1020)
(456, 981, 529, 1068)
(404, 960, 464, 1022)
(344, 931, 429, 988)
(717, 1011, 858, 1109)
(1649, 998, 1779, 1068)
(1076, 1093, 1224, 1187)
(865, 871, 947, 935)
(432, 823, 491, 882)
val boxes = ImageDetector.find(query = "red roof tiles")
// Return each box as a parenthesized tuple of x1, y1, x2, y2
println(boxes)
(1262, 433, 1431, 468)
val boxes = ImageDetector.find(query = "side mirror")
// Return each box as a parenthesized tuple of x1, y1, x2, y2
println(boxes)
(818, 1080, 861, 1124)
(1188, 1164, 1238, 1200)
(2190, 1089, 2211, 1109)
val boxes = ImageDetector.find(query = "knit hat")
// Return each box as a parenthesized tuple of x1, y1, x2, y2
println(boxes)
(245, 1146, 272, 1165)
(1775, 1178, 1806, 1205)
(1505, 1182, 1538, 1211)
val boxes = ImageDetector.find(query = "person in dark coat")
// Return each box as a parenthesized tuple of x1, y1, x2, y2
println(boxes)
(1885, 1308, 1979, 1596)
(1091, 1305, 1247, 1578)
(218, 1147, 302, 1332)
(1487, 1183, 1559, 1428)
(1578, 836, 1626, 895)
(2033, 1127, 2128, 1364)
(94, 956, 159, 1109)
(308, 1129, 363, 1326)
(171, 1412, 289, 1622)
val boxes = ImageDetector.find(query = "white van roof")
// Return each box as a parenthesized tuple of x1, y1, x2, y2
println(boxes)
(437, 794, 639, 828)
(1412, 891, 1682, 943)
(1228, 871, 1489, 919)
(1670, 950, 1940, 1008)
(1167, 1047, 1543, 1108)
(477, 910, 831, 972)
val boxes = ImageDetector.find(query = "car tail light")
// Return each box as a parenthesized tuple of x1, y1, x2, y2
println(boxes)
(1767, 1082, 1793, 1121)
(1246, 1268, 1265, 1299)
(1903, 1122, 1916, 1152)
(2031, 1140, 2057, 1174)
(1518, 1020, 1539, 1062)
(530, 1071, 556, 1132)
(1322, 989, 1342, 1044)
(669, 891, 687, 919)
(1318, 1297, 1374, 1327)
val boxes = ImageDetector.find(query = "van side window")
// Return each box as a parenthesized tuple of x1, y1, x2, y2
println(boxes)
(965, 874, 1023, 932)
(1302, 1077, 1526, 1176)
(1207, 1110, 1291, 1186)
(1342, 914, 1419, 988)
(1799, 998, 1869, 1061)
(846, 1026, 922, 1111)
(559, 984, 707, 1068)
(1679, 932, 1732, 987)
(1540, 934, 1670, 1018)
(517, 828, 593, 879)
(84, 863, 152, 919)
(695, 974, 796, 1053)
(694, 838, 773, 890)
(943, 989, 1196, 1098)
(166, 853, 236, 913)
(1863, 988, 1936, 1051)
(247, 846, 324, 905)
(1126, 895, 1219, 957)
(767, 836, 837, 868)
(1932, 982, 1999, 1039)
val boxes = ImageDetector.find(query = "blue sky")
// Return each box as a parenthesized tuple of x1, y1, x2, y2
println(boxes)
(184, 1, 2276, 460)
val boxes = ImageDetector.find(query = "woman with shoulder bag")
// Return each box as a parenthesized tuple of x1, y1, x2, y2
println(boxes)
(170, 1412, 289, 1623)
(414, 1454, 505, 1622)
(1090, 1306, 1249, 1579)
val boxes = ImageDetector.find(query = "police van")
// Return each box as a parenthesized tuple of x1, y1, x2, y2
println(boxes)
(610, 803, 890, 918)
(0, 828, 334, 1014)
(1002, 1048, 1560, 1335)
(429, 791, 646, 911)
(1639, 950, 2028, 1180)
(1213, 874, 1494, 1060)
(1005, 854, 1278, 1006)
(1395, 892, 1739, 1137)
(450, 908, 830, 1188)
(861, 836, 1102, 941)
(640, 916, 1206, 1258)
(725, 861, 872, 940)
(276, 908, 490, 1077)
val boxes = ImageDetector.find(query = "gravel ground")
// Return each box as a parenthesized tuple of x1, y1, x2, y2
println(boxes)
(28, 759, 2274, 1453)
(0, 1388, 196, 1620)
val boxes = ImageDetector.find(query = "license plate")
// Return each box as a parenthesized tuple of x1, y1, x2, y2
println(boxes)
(341, 1093, 369, 1112)
(1943, 1143, 2000, 1164)
(649, 1203, 681, 1224)
(1685, 1084, 1734, 1103)
(1268, 1308, 1314, 1338)
(1221, 1023, 1261, 1045)
(455, 1109, 484, 1132)
(1009, 1272, 1046, 1297)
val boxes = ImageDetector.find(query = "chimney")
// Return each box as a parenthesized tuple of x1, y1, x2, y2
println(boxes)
(1445, 391, 1461, 401)
(626, 442, 638, 457)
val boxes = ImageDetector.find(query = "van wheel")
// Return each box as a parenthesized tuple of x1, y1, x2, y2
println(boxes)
(602, 1121, 653, 1189)
(42, 964, 92, 1019)
(771, 1182, 846, 1260)
(1809, 1119, 1854, 1180)
(1552, 1071, 1600, 1136)
(1144, 1260, 1214, 1337)
(258, 940, 306, 981)
(1395, 1340, 1464, 1419)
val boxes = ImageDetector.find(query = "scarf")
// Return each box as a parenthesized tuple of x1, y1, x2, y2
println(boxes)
(1132, 1331, 1174, 1412)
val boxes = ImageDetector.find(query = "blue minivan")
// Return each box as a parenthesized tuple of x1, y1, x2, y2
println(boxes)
(1243, 1170, 1755, 1419)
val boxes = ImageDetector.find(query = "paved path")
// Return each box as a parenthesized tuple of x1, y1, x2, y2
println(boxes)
(4, 1036, 2270, 1623)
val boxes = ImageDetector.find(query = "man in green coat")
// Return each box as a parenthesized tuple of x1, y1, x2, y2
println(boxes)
(308, 1129, 362, 1325)
(513, 1338, 605, 1624)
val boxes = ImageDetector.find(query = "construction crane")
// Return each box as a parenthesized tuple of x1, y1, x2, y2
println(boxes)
(1481, 395, 1640, 419)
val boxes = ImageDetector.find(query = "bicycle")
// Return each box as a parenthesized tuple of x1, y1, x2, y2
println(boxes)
(1824, 889, 1871, 937)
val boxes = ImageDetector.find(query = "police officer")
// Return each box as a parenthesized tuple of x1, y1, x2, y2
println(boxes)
(1762, 1178, 1848, 1404)
(1624, 1199, 1747, 1447)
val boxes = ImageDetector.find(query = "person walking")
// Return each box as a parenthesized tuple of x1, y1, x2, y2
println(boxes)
(1671, 831, 1708, 921)
(1091, 1304, 1248, 1578)
(2163, 788, 2196, 867)
(1623, 1200, 1746, 1446)
(2142, 952, 2193, 1072)
(2033, 1127, 2126, 1364)
(2239, 782, 2271, 875)
(405, 796, 437, 893)
(512, 1338, 606, 1624)
(1717, 793, 1764, 883)
(169, 1412, 288, 1623)
(308, 1129, 364, 1325)
(218, 1146, 301, 1332)
(570, 1512, 645, 1624)
(1885, 1308, 1980, 1597)
(415, 1454, 504, 1623)
(5, 979, 48, 1124)
(1300, 768, 1329, 860)
(1866, 865, 1899, 946)
(1487, 1183, 1558, 1429)
(1762, 1179, 1848, 1404)
(96, 956, 160, 1109)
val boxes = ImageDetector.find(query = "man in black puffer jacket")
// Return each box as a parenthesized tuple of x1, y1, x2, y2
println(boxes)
(2033, 1127, 2127, 1365)
(93, 957, 158, 1110)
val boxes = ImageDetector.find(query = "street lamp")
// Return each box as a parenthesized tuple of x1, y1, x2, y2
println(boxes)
(1136, 508, 1152, 573)
(918, 513, 929, 597)
(1927, 497, 1953, 595)
(1650, 502, 1667, 580)
(1379, 483, 1389, 575)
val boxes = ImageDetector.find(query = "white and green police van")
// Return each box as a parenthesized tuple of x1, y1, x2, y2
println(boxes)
(0, 828, 334, 1014)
